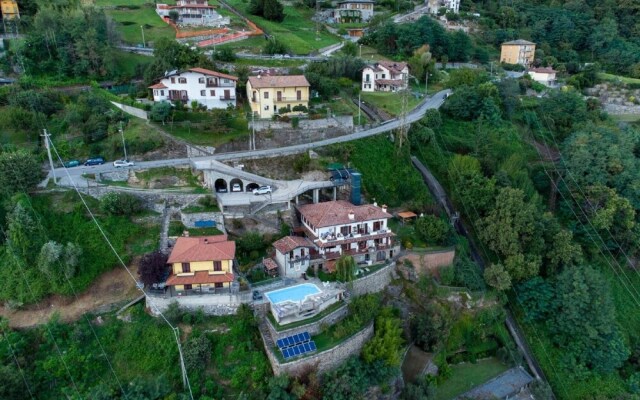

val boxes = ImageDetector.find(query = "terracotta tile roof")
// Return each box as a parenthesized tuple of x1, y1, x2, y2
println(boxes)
(297, 200, 392, 228)
(263, 258, 279, 271)
(503, 39, 535, 45)
(397, 211, 417, 219)
(248, 75, 310, 89)
(148, 82, 168, 89)
(167, 235, 235, 263)
(188, 67, 238, 81)
(166, 271, 234, 286)
(376, 61, 408, 75)
(528, 67, 557, 74)
(273, 236, 315, 254)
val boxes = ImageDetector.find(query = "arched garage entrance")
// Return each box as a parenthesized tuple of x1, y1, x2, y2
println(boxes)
(246, 183, 260, 192)
(214, 178, 228, 193)
(229, 178, 243, 192)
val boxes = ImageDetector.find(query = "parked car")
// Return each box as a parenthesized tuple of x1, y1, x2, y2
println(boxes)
(253, 185, 272, 195)
(231, 183, 242, 192)
(252, 290, 263, 301)
(113, 159, 135, 167)
(84, 157, 105, 166)
(63, 160, 80, 168)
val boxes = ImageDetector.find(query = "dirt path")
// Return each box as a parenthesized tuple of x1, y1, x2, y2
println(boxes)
(0, 266, 141, 329)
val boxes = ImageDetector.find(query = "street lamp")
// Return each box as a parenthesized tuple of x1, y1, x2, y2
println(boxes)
(119, 123, 128, 161)
(140, 25, 146, 48)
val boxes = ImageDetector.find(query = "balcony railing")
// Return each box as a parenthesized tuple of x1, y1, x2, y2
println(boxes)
(318, 228, 392, 244)
(221, 96, 236, 101)
(275, 96, 305, 102)
(288, 255, 310, 266)
(169, 95, 189, 101)
(206, 82, 235, 88)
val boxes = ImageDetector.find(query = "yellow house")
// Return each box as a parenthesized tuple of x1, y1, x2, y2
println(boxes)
(246, 75, 310, 119)
(0, 0, 19, 20)
(165, 234, 235, 295)
(500, 39, 536, 67)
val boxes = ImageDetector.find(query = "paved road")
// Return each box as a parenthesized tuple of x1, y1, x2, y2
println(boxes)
(49, 90, 450, 180)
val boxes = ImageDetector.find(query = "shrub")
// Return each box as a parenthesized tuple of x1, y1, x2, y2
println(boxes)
(99, 192, 143, 216)
(439, 265, 455, 285)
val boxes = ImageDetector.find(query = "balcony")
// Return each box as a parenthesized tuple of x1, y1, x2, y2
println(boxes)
(275, 96, 305, 102)
(317, 228, 392, 244)
(169, 94, 189, 101)
(288, 255, 310, 266)
(221, 95, 236, 101)
(206, 82, 235, 88)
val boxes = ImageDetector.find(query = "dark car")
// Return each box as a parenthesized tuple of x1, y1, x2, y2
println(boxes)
(252, 290, 263, 301)
(63, 160, 80, 168)
(84, 157, 105, 166)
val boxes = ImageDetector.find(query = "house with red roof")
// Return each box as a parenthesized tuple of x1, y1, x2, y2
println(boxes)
(165, 234, 236, 296)
(148, 67, 238, 110)
(296, 200, 398, 273)
(361, 61, 409, 93)
(271, 236, 316, 278)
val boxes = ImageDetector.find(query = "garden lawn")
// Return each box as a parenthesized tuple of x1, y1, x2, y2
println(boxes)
(598, 73, 640, 85)
(433, 358, 511, 400)
(105, 5, 175, 45)
(224, 0, 339, 54)
(361, 91, 422, 117)
(112, 50, 153, 77)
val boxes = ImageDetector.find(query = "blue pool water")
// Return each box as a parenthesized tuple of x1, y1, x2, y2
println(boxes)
(265, 284, 321, 304)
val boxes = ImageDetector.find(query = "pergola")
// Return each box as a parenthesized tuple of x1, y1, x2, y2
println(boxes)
(397, 211, 418, 224)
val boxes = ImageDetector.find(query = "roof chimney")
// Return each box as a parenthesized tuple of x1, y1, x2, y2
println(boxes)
(382, 204, 388, 213)
(204, 238, 208, 243)
(183, 230, 190, 237)
(348, 210, 355, 220)
(257, 74, 261, 79)
(373, 201, 378, 207)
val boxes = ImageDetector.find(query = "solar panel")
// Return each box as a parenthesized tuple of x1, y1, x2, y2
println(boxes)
(297, 344, 305, 354)
(285, 337, 292, 346)
(293, 346, 300, 355)
(277, 339, 285, 348)
(309, 341, 317, 351)
(293, 334, 300, 344)
(302, 332, 310, 342)
(283, 349, 290, 359)
(303, 343, 311, 352)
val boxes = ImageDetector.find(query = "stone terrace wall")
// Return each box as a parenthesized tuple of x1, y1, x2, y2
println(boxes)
(420, 248, 455, 270)
(265, 322, 374, 376)
(145, 293, 249, 316)
(265, 304, 348, 342)
(248, 115, 353, 132)
(351, 261, 396, 296)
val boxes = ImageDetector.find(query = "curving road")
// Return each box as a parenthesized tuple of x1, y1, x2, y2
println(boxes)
(49, 90, 450, 181)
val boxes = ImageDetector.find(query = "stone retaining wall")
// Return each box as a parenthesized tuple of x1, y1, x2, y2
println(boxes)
(145, 293, 249, 316)
(248, 115, 354, 132)
(265, 322, 374, 376)
(76, 186, 208, 212)
(420, 248, 455, 270)
(265, 303, 348, 341)
(351, 261, 396, 296)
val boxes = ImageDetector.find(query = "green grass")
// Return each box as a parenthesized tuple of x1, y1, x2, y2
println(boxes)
(611, 114, 640, 122)
(224, 0, 340, 54)
(106, 6, 175, 45)
(182, 203, 220, 213)
(232, 56, 307, 68)
(112, 50, 153, 77)
(169, 221, 223, 237)
(267, 301, 346, 331)
(599, 73, 640, 85)
(433, 358, 511, 400)
(361, 91, 422, 117)
(158, 111, 250, 147)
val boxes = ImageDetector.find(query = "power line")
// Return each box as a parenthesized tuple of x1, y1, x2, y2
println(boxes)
(0, 327, 36, 400)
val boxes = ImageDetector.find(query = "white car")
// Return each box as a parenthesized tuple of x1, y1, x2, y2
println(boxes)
(231, 183, 242, 192)
(253, 185, 272, 195)
(113, 159, 135, 167)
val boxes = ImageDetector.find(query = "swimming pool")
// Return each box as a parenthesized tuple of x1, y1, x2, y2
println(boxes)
(264, 283, 321, 304)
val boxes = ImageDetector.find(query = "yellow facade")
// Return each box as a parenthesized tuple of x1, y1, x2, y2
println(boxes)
(1, 0, 19, 20)
(500, 43, 536, 67)
(247, 81, 310, 119)
(171, 259, 232, 291)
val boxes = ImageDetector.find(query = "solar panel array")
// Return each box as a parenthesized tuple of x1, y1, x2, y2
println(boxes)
(276, 332, 317, 359)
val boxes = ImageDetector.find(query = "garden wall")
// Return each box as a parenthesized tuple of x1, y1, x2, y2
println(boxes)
(351, 261, 396, 296)
(180, 211, 225, 230)
(265, 322, 374, 376)
(265, 304, 348, 342)
(418, 248, 455, 272)
(248, 115, 353, 132)
(145, 292, 249, 316)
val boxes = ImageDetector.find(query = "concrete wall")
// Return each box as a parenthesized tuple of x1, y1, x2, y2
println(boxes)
(145, 293, 249, 316)
(265, 322, 374, 376)
(248, 115, 353, 132)
(266, 303, 348, 341)
(111, 101, 149, 120)
(417, 248, 455, 274)
(351, 261, 396, 296)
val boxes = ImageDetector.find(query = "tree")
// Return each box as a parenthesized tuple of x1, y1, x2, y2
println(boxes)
(407, 44, 432, 83)
(252, 0, 284, 21)
(138, 251, 169, 286)
(264, 37, 290, 55)
(362, 307, 404, 366)
(183, 334, 212, 371)
(411, 302, 451, 352)
(546, 229, 582, 272)
(37, 240, 63, 277)
(150, 102, 172, 124)
(0, 150, 43, 197)
(342, 41, 358, 57)
(6, 200, 45, 265)
(551, 266, 630, 373)
(516, 277, 554, 323)
(336, 255, 357, 282)
(483, 263, 512, 290)
(415, 214, 450, 246)
(538, 89, 589, 141)
(168, 10, 179, 23)
(99, 192, 143, 216)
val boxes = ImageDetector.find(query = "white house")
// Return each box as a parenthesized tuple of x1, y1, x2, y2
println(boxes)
(272, 236, 316, 278)
(296, 200, 397, 273)
(156, 0, 229, 27)
(527, 67, 557, 87)
(148, 67, 238, 110)
(361, 61, 409, 92)
(333, 0, 375, 23)
(427, 0, 460, 14)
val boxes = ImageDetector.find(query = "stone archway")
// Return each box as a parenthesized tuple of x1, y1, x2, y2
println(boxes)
(214, 178, 228, 192)
(246, 183, 260, 192)
(229, 178, 243, 192)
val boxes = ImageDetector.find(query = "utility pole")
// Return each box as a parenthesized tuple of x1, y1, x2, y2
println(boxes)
(425, 73, 429, 96)
(119, 122, 128, 161)
(140, 25, 146, 48)
(397, 73, 409, 150)
(251, 111, 256, 150)
(358, 92, 361, 126)
(359, 44, 362, 58)
(42, 129, 56, 183)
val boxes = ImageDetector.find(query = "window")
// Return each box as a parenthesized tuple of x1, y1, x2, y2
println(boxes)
(200, 90, 206, 96)
(373, 221, 381, 231)
(215, 282, 223, 288)
(181, 263, 191, 273)
(170, 77, 175, 84)
(289, 251, 294, 258)
(213, 261, 222, 271)
(264, 105, 269, 110)
(296, 90, 302, 100)
(198, 77, 205, 83)
(153, 90, 157, 96)
(277, 91, 282, 101)
(382, 74, 386, 79)
(178, 77, 187, 84)
(264, 91, 269, 99)
(340, 226, 350, 236)
(210, 90, 215, 96)
(365, 74, 370, 82)
(161, 90, 165, 96)
(184, 284, 192, 290)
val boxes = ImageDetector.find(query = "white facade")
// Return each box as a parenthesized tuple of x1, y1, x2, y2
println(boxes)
(156, 0, 229, 27)
(361, 62, 409, 92)
(149, 68, 237, 110)
(334, 0, 375, 23)
(427, 0, 460, 14)
(527, 68, 557, 87)
(275, 246, 311, 279)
